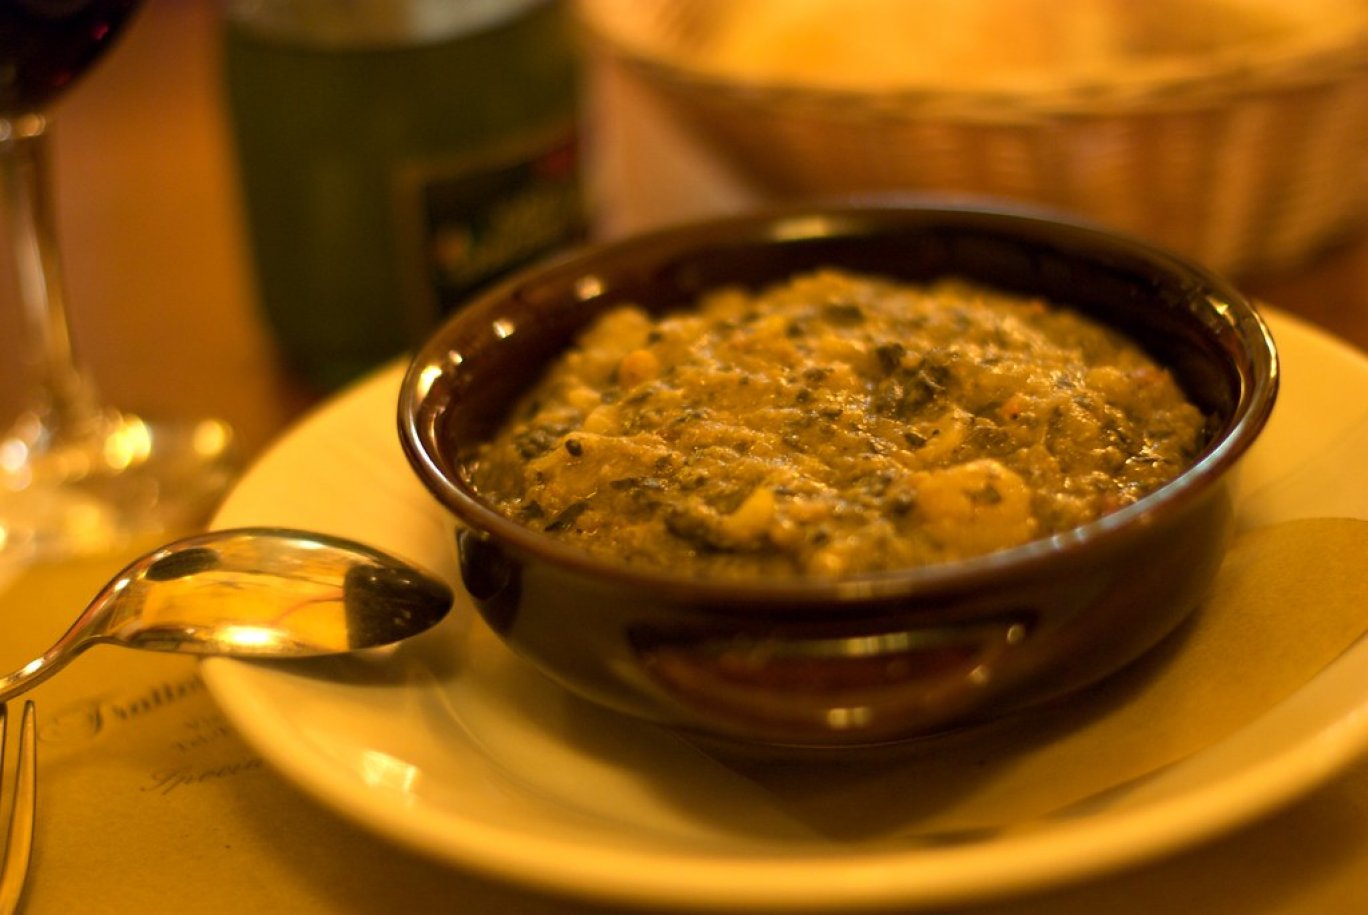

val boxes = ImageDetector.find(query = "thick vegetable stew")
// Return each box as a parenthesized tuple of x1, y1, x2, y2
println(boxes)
(463, 270, 1207, 577)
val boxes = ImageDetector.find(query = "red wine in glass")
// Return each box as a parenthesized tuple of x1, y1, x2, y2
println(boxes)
(1, 0, 238, 563)
(0, 0, 142, 116)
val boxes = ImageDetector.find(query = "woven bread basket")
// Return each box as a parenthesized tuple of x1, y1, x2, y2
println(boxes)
(577, 0, 1368, 278)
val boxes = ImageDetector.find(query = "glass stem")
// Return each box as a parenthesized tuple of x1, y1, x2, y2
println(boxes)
(1, 114, 103, 447)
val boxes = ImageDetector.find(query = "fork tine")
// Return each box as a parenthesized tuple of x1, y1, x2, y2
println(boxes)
(0, 701, 36, 915)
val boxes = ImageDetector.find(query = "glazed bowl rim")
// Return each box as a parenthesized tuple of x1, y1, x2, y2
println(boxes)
(398, 201, 1279, 609)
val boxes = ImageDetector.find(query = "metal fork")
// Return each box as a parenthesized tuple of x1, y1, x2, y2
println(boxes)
(0, 702, 36, 915)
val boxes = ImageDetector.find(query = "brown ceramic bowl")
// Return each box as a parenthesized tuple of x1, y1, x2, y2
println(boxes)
(398, 201, 1278, 749)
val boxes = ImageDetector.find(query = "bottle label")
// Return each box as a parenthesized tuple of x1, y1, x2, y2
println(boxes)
(394, 121, 584, 338)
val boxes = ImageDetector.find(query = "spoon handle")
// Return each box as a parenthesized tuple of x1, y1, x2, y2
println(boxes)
(0, 555, 129, 702)
(0, 626, 95, 703)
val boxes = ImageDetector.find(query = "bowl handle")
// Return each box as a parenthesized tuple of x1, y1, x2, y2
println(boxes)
(630, 617, 1029, 743)
(455, 528, 521, 633)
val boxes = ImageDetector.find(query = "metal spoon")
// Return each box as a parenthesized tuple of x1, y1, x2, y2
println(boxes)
(0, 527, 454, 701)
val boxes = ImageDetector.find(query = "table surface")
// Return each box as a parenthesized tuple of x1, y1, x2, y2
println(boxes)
(0, 3, 1366, 914)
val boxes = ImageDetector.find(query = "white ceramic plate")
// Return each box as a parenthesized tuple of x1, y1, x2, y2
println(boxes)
(204, 309, 1368, 912)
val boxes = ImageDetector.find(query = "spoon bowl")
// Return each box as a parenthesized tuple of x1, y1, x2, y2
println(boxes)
(0, 527, 454, 701)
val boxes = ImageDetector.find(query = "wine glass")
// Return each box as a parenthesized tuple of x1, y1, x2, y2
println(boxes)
(0, 0, 237, 565)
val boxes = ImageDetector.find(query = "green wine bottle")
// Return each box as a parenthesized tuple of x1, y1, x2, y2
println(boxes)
(223, 0, 584, 391)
